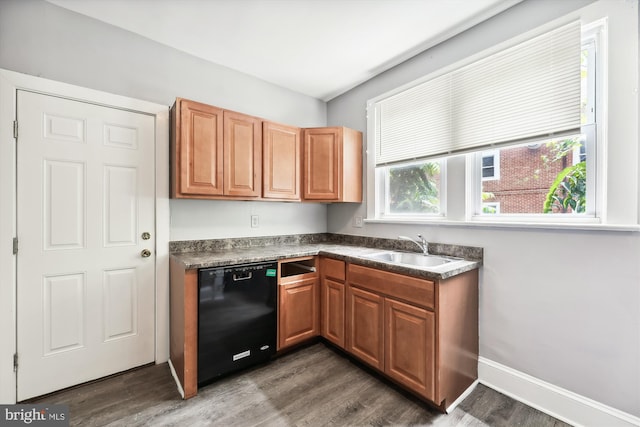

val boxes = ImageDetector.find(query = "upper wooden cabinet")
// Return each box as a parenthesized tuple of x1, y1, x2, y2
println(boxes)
(223, 110, 262, 198)
(171, 98, 363, 202)
(303, 127, 362, 202)
(171, 98, 224, 197)
(171, 98, 261, 199)
(263, 122, 301, 200)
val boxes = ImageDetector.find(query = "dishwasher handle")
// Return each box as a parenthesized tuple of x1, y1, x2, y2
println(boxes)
(232, 272, 253, 282)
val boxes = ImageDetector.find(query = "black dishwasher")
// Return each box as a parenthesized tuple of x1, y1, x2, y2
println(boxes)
(198, 261, 277, 385)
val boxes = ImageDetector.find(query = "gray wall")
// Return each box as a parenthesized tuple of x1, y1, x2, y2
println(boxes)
(327, 0, 640, 417)
(0, 0, 328, 241)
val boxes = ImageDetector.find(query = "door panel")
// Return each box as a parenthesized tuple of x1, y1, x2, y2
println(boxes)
(43, 113, 85, 143)
(103, 268, 137, 341)
(44, 160, 85, 249)
(103, 166, 137, 246)
(16, 90, 155, 400)
(43, 273, 85, 354)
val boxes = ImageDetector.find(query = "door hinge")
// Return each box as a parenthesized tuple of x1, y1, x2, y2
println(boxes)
(12, 237, 18, 255)
(13, 353, 18, 372)
(13, 120, 18, 139)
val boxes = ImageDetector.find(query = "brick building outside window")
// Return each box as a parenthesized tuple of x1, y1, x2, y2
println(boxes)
(481, 141, 580, 214)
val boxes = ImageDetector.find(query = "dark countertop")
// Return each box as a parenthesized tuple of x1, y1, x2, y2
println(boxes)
(170, 242, 481, 281)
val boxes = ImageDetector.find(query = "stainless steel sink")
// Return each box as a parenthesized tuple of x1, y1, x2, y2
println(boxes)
(362, 251, 462, 268)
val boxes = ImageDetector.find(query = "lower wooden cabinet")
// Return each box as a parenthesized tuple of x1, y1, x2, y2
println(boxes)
(346, 286, 384, 370)
(278, 257, 319, 350)
(385, 298, 435, 401)
(346, 287, 436, 400)
(346, 263, 478, 410)
(172, 253, 477, 406)
(320, 257, 346, 348)
(321, 278, 345, 348)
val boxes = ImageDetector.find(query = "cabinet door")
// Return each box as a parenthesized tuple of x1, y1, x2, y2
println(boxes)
(385, 298, 435, 400)
(321, 278, 345, 348)
(224, 111, 262, 197)
(263, 122, 301, 200)
(303, 128, 341, 200)
(346, 286, 384, 370)
(175, 99, 223, 196)
(278, 277, 319, 350)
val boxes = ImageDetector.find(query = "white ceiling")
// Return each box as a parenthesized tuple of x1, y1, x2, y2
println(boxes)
(46, 0, 520, 101)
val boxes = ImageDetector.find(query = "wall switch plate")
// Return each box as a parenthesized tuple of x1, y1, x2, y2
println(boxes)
(251, 215, 259, 228)
(353, 216, 364, 228)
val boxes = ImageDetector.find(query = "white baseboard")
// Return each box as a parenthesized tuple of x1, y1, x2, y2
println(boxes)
(167, 359, 185, 399)
(478, 357, 640, 427)
(446, 379, 479, 413)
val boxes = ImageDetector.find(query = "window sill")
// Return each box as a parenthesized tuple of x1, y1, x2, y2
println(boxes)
(364, 217, 640, 232)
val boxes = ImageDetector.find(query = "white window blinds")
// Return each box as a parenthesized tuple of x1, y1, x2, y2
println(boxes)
(374, 21, 581, 166)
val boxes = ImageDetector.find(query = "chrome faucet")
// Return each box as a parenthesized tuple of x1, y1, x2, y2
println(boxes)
(398, 234, 428, 255)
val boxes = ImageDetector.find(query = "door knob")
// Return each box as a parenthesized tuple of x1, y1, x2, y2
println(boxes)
(141, 232, 151, 240)
(141, 249, 151, 258)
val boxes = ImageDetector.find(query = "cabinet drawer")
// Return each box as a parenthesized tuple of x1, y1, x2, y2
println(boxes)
(348, 264, 434, 310)
(321, 257, 345, 282)
(279, 256, 317, 285)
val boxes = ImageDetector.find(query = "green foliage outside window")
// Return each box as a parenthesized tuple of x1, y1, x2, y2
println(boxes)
(542, 138, 587, 214)
(388, 162, 440, 214)
(385, 138, 587, 216)
(543, 161, 586, 213)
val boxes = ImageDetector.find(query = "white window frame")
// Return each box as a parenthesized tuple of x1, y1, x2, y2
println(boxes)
(481, 150, 500, 181)
(467, 21, 604, 223)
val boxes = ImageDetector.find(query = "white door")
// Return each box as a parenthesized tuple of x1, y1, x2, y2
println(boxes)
(16, 90, 156, 400)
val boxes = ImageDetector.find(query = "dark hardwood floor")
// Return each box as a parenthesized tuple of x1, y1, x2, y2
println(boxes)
(31, 343, 571, 426)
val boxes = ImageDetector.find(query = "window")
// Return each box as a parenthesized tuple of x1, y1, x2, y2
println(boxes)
(478, 136, 588, 215)
(377, 159, 445, 217)
(573, 142, 587, 164)
(482, 202, 500, 214)
(474, 28, 598, 218)
(365, 17, 613, 226)
(481, 151, 500, 181)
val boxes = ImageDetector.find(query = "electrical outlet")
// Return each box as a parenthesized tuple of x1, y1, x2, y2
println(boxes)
(353, 215, 364, 228)
(251, 215, 259, 228)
